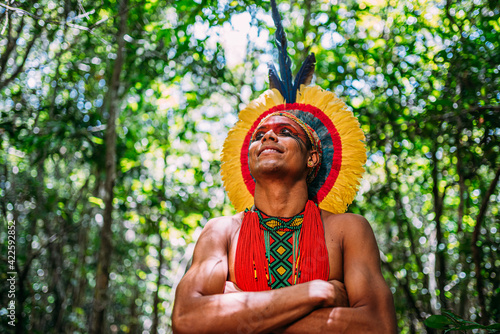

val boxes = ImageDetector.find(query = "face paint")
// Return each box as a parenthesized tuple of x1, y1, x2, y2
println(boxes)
(251, 118, 309, 148)
(249, 113, 322, 184)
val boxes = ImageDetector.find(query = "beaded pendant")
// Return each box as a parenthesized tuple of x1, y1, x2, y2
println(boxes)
(256, 209, 304, 289)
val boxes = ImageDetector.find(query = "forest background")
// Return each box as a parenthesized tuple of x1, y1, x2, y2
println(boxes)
(0, 0, 499, 333)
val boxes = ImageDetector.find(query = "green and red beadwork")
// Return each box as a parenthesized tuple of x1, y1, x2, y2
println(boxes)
(256, 209, 303, 289)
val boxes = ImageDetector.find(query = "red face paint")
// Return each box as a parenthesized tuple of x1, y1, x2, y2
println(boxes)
(251, 116, 308, 146)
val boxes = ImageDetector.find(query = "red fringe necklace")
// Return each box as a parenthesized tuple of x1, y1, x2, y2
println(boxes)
(235, 200, 330, 291)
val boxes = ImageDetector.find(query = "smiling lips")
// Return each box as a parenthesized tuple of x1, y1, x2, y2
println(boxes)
(258, 146, 284, 156)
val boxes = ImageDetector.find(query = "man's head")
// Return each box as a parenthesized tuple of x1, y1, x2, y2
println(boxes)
(220, 86, 366, 214)
(248, 113, 321, 184)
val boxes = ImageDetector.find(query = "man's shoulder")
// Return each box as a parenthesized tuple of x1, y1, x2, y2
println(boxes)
(320, 210, 373, 237)
(194, 212, 244, 251)
(206, 212, 244, 227)
(201, 212, 244, 236)
(321, 210, 369, 226)
(320, 211, 379, 257)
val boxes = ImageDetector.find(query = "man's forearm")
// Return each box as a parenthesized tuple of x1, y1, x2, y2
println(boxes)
(274, 306, 397, 334)
(173, 280, 334, 334)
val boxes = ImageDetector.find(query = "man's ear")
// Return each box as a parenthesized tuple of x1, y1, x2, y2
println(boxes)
(307, 150, 319, 168)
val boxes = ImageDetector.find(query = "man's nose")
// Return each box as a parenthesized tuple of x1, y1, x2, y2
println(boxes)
(262, 129, 278, 142)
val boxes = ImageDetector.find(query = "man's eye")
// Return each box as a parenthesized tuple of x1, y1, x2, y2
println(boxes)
(253, 133, 264, 141)
(279, 128, 293, 135)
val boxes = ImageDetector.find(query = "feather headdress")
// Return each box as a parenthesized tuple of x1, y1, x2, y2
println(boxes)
(221, 0, 367, 214)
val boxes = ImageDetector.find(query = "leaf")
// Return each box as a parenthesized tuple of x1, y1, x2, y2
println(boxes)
(442, 310, 477, 325)
(424, 315, 453, 329)
(89, 196, 105, 209)
(120, 158, 139, 173)
(91, 136, 103, 145)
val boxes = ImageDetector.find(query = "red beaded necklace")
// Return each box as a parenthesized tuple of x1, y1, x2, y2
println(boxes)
(235, 200, 330, 291)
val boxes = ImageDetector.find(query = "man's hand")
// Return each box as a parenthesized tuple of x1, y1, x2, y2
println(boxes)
(304, 279, 348, 309)
(328, 279, 349, 308)
(224, 281, 243, 294)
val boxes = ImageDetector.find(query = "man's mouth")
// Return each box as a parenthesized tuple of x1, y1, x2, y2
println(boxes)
(258, 147, 283, 156)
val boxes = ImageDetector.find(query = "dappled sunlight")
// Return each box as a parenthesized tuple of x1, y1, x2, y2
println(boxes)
(1, 0, 498, 332)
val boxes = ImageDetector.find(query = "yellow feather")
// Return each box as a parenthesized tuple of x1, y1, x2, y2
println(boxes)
(221, 89, 285, 212)
(296, 86, 367, 214)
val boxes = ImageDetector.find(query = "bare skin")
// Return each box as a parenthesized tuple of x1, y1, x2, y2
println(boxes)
(172, 116, 397, 333)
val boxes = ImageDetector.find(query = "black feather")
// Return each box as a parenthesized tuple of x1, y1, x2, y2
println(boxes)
(270, 0, 294, 103)
(293, 53, 316, 94)
(268, 63, 285, 96)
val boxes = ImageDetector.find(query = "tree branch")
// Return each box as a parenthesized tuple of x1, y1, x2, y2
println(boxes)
(0, 13, 21, 78)
(0, 29, 38, 89)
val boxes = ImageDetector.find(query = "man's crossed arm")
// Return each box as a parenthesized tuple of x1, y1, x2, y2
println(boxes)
(270, 214, 397, 333)
(172, 214, 396, 334)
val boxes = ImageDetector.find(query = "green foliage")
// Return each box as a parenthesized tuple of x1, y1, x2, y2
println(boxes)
(0, 0, 498, 332)
(425, 310, 500, 333)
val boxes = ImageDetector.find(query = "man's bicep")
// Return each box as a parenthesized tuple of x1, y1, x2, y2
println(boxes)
(177, 218, 230, 298)
(342, 216, 390, 307)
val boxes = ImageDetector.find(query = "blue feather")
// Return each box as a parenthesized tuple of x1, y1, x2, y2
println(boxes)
(293, 53, 316, 94)
(268, 63, 285, 96)
(270, 0, 294, 103)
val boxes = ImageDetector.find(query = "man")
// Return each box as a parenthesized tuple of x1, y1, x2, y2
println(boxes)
(172, 1, 396, 332)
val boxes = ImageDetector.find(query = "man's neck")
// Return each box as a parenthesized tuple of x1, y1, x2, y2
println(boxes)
(253, 179, 309, 217)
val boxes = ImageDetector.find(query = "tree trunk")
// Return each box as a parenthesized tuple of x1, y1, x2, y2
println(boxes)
(472, 165, 500, 324)
(128, 284, 140, 334)
(89, 1, 128, 332)
(151, 234, 164, 334)
(431, 148, 447, 310)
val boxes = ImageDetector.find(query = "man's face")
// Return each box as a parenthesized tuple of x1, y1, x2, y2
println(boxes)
(248, 115, 312, 181)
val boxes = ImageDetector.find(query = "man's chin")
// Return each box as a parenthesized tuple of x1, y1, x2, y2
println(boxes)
(253, 161, 283, 173)
(252, 164, 301, 180)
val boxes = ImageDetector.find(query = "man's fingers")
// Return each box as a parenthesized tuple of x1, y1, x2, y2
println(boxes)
(224, 281, 243, 294)
(326, 279, 349, 307)
(328, 279, 345, 287)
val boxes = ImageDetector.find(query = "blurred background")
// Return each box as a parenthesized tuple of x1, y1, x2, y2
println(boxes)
(0, 0, 498, 333)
